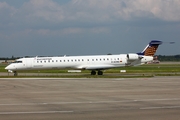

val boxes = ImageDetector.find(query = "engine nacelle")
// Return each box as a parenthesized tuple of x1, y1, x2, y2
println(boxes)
(127, 53, 139, 60)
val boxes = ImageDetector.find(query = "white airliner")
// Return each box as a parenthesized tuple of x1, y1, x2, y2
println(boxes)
(5, 40, 162, 76)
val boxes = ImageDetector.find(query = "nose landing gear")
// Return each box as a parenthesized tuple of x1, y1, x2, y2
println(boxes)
(13, 71, 18, 76)
(7, 70, 18, 76)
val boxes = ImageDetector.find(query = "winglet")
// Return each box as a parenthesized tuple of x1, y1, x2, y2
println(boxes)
(137, 40, 162, 56)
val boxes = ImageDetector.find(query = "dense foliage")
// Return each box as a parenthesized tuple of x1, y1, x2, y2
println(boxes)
(157, 55, 180, 61)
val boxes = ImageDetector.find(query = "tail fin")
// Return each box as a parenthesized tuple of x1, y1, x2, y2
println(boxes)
(137, 40, 162, 56)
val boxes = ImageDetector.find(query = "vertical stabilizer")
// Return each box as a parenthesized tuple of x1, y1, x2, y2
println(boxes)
(137, 40, 162, 56)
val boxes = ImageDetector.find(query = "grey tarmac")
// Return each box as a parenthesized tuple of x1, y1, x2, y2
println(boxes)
(0, 77, 180, 120)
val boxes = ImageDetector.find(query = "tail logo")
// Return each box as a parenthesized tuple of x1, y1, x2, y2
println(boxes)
(144, 45, 159, 56)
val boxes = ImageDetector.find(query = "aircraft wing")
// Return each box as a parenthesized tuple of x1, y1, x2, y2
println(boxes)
(126, 59, 141, 66)
(76, 65, 115, 70)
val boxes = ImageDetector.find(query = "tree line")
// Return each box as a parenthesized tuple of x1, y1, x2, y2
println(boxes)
(157, 55, 180, 61)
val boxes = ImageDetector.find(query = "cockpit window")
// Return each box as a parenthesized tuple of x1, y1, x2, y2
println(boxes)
(13, 61, 22, 63)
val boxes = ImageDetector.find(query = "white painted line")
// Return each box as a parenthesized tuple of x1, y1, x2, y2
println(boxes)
(141, 106, 180, 110)
(0, 111, 73, 115)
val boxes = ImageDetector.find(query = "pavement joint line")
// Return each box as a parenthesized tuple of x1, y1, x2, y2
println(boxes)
(0, 111, 74, 115)
(1, 78, 109, 79)
(0, 98, 180, 106)
(140, 106, 180, 110)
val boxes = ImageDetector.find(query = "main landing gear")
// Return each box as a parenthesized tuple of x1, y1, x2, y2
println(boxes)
(91, 70, 103, 75)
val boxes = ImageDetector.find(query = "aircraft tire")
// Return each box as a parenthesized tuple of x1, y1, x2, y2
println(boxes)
(98, 71, 103, 75)
(14, 71, 18, 76)
(91, 70, 96, 75)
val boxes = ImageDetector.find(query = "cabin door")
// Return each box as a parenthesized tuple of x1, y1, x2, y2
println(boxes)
(26, 59, 32, 68)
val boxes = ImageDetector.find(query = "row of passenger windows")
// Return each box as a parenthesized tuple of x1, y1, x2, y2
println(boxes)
(36, 58, 120, 63)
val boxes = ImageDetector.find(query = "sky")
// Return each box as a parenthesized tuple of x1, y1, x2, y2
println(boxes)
(0, 0, 180, 57)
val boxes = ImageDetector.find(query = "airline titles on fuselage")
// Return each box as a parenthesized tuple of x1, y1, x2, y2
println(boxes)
(36, 58, 52, 61)
(32, 56, 124, 65)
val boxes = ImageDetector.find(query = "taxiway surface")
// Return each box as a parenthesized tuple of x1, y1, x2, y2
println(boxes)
(0, 77, 180, 120)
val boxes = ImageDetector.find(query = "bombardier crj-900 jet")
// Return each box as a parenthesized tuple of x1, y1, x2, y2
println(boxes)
(5, 40, 162, 76)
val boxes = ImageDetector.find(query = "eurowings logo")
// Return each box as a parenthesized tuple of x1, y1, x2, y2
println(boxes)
(144, 45, 159, 56)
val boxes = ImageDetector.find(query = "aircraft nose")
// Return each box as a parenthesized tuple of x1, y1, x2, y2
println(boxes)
(5, 65, 13, 70)
(5, 66, 9, 70)
(5, 65, 14, 73)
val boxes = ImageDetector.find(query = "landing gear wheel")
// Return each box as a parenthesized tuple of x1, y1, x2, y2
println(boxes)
(98, 71, 103, 75)
(14, 71, 18, 76)
(91, 70, 96, 75)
